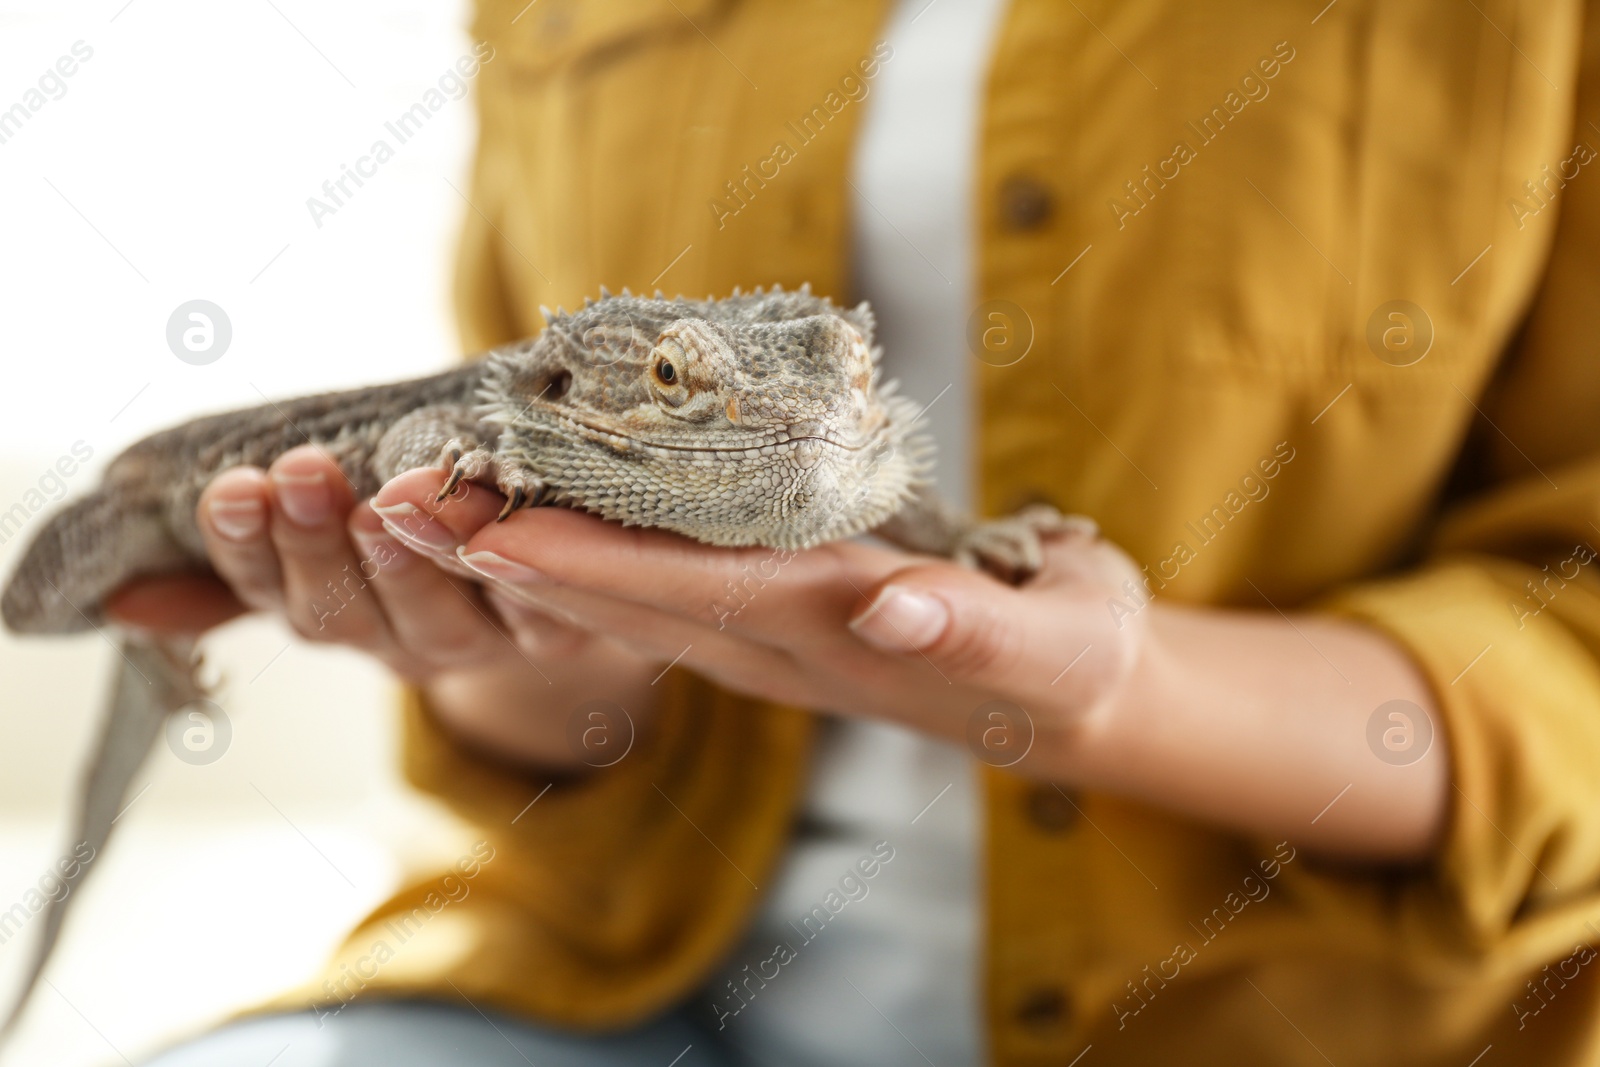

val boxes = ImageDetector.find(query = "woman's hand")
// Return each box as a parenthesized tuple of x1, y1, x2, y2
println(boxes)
(385, 476, 1449, 862)
(105, 445, 660, 770)
(410, 489, 1144, 753)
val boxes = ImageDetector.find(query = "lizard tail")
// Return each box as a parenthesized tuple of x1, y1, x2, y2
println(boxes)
(0, 633, 196, 1045)
(1, 486, 186, 636)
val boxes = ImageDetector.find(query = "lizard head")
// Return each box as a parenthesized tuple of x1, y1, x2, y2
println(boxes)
(478, 288, 930, 549)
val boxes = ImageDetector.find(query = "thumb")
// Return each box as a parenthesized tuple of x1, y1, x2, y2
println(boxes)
(846, 563, 1049, 691)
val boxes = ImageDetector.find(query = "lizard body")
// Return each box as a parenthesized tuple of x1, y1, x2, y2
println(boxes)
(4, 286, 1067, 635)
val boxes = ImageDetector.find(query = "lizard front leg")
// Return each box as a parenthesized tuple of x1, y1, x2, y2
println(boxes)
(372, 405, 546, 520)
(873, 484, 1097, 585)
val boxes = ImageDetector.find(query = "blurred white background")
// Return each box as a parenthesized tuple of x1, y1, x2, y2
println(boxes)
(0, 1, 488, 1062)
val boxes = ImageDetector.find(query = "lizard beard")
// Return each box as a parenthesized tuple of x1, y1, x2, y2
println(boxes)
(496, 396, 930, 549)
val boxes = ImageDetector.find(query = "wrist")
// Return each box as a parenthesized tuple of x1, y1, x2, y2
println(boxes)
(1032, 600, 1175, 785)
(1030, 599, 1450, 859)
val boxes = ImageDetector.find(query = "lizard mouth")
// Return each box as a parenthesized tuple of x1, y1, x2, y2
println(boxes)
(559, 411, 887, 455)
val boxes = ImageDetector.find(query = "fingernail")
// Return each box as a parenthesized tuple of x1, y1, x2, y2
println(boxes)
(371, 478, 417, 513)
(208, 498, 265, 542)
(457, 547, 547, 585)
(848, 585, 950, 652)
(273, 470, 331, 528)
(373, 501, 455, 554)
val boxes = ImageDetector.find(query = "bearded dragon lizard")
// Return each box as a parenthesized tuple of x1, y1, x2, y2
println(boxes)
(0, 286, 1083, 1036)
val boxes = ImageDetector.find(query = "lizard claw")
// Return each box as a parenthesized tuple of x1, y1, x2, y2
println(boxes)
(435, 464, 468, 502)
(435, 441, 495, 502)
(497, 486, 527, 521)
(489, 468, 548, 520)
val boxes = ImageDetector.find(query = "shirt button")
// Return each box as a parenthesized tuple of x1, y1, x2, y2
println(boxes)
(1024, 783, 1079, 832)
(998, 175, 1054, 231)
(539, 7, 573, 41)
(1015, 986, 1071, 1030)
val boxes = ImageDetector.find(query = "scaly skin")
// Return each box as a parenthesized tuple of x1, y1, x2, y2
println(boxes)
(1, 285, 1079, 635)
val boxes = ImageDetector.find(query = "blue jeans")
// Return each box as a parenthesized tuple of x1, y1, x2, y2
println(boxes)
(143, 999, 733, 1067)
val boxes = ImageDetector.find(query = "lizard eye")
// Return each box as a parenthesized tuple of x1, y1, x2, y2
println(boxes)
(649, 340, 692, 408)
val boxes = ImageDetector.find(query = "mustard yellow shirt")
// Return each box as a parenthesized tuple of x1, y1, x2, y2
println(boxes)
(285, 2, 1600, 1062)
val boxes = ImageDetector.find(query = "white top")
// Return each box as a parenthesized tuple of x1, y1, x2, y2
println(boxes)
(712, 1, 1009, 1064)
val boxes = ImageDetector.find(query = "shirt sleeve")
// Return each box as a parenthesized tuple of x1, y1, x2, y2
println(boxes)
(1313, 13, 1600, 948)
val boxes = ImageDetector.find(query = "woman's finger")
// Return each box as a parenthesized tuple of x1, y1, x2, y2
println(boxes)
(483, 586, 601, 660)
(347, 501, 520, 668)
(846, 555, 1129, 713)
(264, 446, 394, 650)
(457, 551, 819, 706)
(457, 506, 914, 655)
(366, 466, 606, 671)
(197, 466, 287, 614)
(371, 467, 500, 582)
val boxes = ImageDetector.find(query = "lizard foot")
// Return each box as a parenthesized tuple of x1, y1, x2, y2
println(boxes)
(954, 505, 1098, 585)
(436, 440, 496, 501)
(433, 441, 550, 519)
(492, 467, 551, 521)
